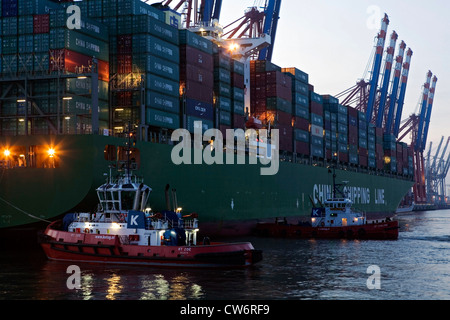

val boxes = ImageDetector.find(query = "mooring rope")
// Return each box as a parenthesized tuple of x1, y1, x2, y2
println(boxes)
(0, 195, 52, 224)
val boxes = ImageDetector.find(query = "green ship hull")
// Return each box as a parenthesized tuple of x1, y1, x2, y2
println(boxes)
(0, 135, 414, 236)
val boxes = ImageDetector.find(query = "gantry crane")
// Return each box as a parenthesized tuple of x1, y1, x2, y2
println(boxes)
(365, 13, 389, 124)
(426, 136, 444, 203)
(384, 40, 406, 134)
(425, 136, 450, 205)
(336, 13, 412, 136)
(375, 31, 397, 128)
(397, 71, 438, 204)
(162, 0, 281, 62)
(161, 0, 222, 29)
(393, 47, 413, 137)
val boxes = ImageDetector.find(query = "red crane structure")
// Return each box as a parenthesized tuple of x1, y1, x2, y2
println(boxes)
(397, 72, 438, 205)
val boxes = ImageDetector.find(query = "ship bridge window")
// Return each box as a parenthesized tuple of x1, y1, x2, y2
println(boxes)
(104, 145, 117, 161)
(121, 191, 135, 211)
(118, 146, 140, 170)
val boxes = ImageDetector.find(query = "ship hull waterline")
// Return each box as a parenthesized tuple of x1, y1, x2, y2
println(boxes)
(0, 135, 414, 237)
(255, 220, 399, 240)
(40, 222, 262, 268)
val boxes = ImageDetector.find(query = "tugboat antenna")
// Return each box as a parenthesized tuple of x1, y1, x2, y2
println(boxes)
(126, 121, 132, 183)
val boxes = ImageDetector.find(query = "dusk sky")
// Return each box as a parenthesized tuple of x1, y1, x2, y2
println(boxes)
(221, 0, 450, 159)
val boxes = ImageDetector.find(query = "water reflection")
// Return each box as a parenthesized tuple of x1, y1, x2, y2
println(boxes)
(4, 210, 450, 300)
(76, 266, 205, 300)
(106, 274, 122, 300)
(34, 259, 207, 300)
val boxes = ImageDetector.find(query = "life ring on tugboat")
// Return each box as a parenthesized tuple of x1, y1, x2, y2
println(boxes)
(84, 228, 90, 234)
(320, 222, 325, 227)
(119, 213, 127, 222)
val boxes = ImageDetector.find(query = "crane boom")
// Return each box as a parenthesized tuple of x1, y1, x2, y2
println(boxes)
(258, 0, 282, 61)
(415, 71, 433, 151)
(393, 48, 413, 137)
(431, 136, 444, 171)
(376, 31, 398, 128)
(444, 151, 450, 178)
(437, 137, 450, 174)
(384, 40, 406, 134)
(421, 76, 438, 151)
(365, 14, 389, 123)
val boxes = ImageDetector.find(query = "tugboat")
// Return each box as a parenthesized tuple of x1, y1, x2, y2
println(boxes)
(40, 133, 262, 268)
(255, 168, 399, 240)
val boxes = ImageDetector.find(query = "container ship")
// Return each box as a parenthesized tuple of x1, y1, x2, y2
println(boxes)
(0, 0, 414, 237)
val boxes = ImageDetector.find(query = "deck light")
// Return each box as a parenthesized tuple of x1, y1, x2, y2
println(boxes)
(4, 150, 10, 157)
(47, 148, 56, 158)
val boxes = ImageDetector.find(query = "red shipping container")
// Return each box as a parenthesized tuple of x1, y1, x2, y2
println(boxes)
(49, 49, 110, 81)
(232, 73, 245, 89)
(250, 98, 267, 114)
(384, 149, 394, 157)
(33, 14, 49, 34)
(375, 127, 383, 137)
(266, 71, 292, 87)
(180, 45, 214, 71)
(296, 141, 310, 155)
(377, 160, 384, 170)
(339, 153, 349, 163)
(117, 54, 132, 74)
(251, 86, 267, 100)
(348, 125, 358, 144)
(180, 64, 214, 87)
(220, 125, 231, 139)
(182, 80, 213, 104)
(115, 91, 132, 107)
(376, 144, 383, 153)
(293, 116, 309, 130)
(310, 101, 323, 116)
(118, 34, 132, 54)
(359, 147, 368, 157)
(266, 83, 292, 101)
(233, 114, 246, 129)
(278, 124, 293, 152)
(359, 155, 368, 167)
(348, 106, 358, 118)
(253, 72, 266, 84)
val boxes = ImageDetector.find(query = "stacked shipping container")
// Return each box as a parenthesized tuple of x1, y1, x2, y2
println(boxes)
(213, 45, 231, 135)
(231, 59, 246, 129)
(309, 91, 324, 158)
(0, 0, 110, 135)
(285, 67, 310, 156)
(0, 0, 413, 178)
(250, 60, 293, 152)
(180, 29, 213, 133)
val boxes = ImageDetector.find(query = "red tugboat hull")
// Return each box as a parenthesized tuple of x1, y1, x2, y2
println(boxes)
(255, 220, 399, 240)
(40, 222, 262, 268)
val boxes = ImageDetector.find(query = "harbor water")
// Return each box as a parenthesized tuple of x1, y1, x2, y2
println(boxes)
(1, 210, 450, 300)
